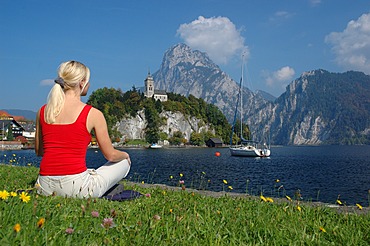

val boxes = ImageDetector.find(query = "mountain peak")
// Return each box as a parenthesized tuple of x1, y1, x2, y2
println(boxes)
(163, 43, 219, 70)
(153, 43, 268, 124)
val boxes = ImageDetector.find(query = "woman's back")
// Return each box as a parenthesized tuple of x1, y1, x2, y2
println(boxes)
(39, 104, 92, 175)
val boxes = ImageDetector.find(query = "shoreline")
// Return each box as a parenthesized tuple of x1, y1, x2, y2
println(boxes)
(0, 164, 367, 215)
(124, 181, 369, 215)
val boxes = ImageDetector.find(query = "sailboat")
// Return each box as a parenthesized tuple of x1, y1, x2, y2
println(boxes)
(229, 60, 271, 157)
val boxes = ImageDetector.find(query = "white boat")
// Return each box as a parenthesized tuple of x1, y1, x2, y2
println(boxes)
(149, 143, 163, 149)
(230, 141, 270, 157)
(229, 57, 271, 157)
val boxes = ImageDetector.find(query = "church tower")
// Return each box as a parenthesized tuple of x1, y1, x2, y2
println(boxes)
(143, 70, 167, 102)
(144, 71, 154, 98)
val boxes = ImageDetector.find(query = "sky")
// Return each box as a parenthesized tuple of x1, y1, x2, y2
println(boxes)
(1, 0, 370, 112)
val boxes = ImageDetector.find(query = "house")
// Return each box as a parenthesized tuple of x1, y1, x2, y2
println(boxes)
(0, 116, 25, 140)
(143, 72, 168, 102)
(206, 138, 223, 148)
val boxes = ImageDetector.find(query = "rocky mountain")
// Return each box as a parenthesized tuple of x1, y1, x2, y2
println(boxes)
(266, 70, 370, 145)
(255, 90, 276, 102)
(152, 44, 370, 145)
(153, 43, 270, 122)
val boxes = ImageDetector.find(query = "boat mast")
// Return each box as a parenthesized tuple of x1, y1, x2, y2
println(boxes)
(240, 55, 244, 141)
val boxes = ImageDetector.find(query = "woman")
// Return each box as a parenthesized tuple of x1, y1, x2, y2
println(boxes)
(35, 60, 131, 198)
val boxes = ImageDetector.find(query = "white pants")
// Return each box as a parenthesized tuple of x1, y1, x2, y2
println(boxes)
(35, 159, 130, 198)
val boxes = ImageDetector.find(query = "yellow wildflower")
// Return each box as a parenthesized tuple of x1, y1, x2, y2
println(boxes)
(275, 179, 280, 183)
(228, 186, 233, 190)
(297, 206, 302, 212)
(260, 195, 267, 202)
(0, 190, 10, 200)
(179, 173, 183, 177)
(266, 197, 274, 203)
(169, 175, 173, 179)
(169, 209, 173, 213)
(37, 218, 45, 228)
(141, 181, 144, 184)
(13, 223, 21, 233)
(285, 195, 292, 202)
(19, 191, 31, 203)
(319, 227, 326, 233)
(356, 203, 363, 210)
(223, 179, 228, 184)
(336, 199, 343, 206)
(10, 191, 17, 197)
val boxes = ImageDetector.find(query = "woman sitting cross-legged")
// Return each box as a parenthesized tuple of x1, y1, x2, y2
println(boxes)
(35, 60, 131, 198)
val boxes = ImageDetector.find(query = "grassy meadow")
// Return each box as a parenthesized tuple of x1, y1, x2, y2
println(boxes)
(0, 164, 369, 245)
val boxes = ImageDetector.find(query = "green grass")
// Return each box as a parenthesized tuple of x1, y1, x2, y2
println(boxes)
(124, 139, 148, 146)
(0, 164, 369, 245)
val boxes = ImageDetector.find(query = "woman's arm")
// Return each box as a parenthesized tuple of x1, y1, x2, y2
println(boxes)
(35, 109, 44, 156)
(87, 108, 130, 164)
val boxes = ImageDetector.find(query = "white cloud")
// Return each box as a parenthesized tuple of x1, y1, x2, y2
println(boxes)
(265, 66, 295, 89)
(177, 16, 249, 64)
(325, 12, 370, 74)
(40, 79, 54, 86)
(309, 0, 321, 7)
(268, 11, 295, 24)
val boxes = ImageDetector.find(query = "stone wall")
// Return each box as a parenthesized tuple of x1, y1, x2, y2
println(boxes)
(0, 141, 23, 150)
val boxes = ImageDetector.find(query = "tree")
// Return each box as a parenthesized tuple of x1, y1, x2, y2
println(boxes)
(6, 124, 14, 141)
(168, 131, 185, 145)
(87, 87, 125, 138)
(190, 132, 204, 146)
(144, 98, 161, 143)
(159, 132, 168, 141)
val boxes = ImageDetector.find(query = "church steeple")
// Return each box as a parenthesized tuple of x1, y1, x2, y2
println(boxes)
(143, 70, 168, 102)
(144, 70, 154, 98)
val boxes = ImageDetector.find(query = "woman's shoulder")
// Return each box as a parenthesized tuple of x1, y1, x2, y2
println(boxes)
(87, 106, 104, 118)
(36, 104, 47, 117)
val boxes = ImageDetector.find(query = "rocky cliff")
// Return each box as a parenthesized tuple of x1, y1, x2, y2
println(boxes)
(116, 110, 214, 142)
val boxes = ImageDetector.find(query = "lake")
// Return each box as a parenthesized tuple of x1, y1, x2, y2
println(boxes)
(1, 145, 369, 206)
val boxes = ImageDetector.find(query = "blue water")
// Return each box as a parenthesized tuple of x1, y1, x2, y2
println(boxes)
(1, 145, 369, 206)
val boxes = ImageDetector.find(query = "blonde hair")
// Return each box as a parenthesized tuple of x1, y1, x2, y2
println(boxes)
(45, 61, 90, 123)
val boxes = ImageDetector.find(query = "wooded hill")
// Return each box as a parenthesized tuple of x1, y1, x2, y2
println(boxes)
(87, 87, 249, 145)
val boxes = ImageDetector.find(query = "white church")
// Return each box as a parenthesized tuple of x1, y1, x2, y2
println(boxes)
(143, 72, 167, 102)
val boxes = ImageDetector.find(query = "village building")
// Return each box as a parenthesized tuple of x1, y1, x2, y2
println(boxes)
(206, 138, 223, 148)
(0, 111, 36, 149)
(143, 72, 167, 102)
(0, 116, 25, 140)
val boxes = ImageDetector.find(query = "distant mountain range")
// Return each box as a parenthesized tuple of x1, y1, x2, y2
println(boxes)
(0, 109, 36, 121)
(153, 43, 370, 145)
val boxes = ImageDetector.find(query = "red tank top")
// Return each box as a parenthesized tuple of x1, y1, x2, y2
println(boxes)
(39, 104, 92, 175)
